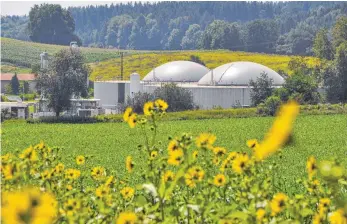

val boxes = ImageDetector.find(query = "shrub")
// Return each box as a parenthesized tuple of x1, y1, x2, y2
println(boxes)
(258, 95, 282, 116)
(19, 93, 37, 101)
(123, 92, 154, 114)
(249, 72, 274, 106)
(153, 83, 195, 112)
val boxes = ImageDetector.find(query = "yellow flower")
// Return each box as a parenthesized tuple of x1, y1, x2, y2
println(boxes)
(65, 169, 81, 180)
(1, 153, 12, 164)
(192, 150, 199, 160)
(155, 99, 168, 111)
(318, 198, 330, 214)
(76, 155, 85, 165)
(128, 114, 137, 128)
(126, 156, 134, 173)
(143, 101, 154, 116)
(162, 170, 175, 182)
(66, 185, 73, 191)
(123, 107, 133, 122)
(41, 169, 52, 180)
(105, 175, 116, 187)
(63, 198, 81, 217)
(270, 193, 288, 215)
(168, 149, 184, 166)
(116, 212, 137, 224)
(167, 139, 181, 152)
(196, 133, 216, 149)
(95, 184, 110, 198)
(2, 164, 17, 180)
(91, 166, 106, 180)
(213, 174, 226, 187)
(1, 188, 57, 224)
(120, 187, 135, 200)
(329, 209, 347, 224)
(254, 100, 299, 160)
(54, 163, 65, 174)
(150, 151, 158, 160)
(19, 146, 38, 161)
(256, 209, 266, 222)
(184, 166, 205, 188)
(232, 153, 250, 174)
(247, 139, 259, 150)
(307, 156, 317, 179)
(313, 213, 323, 224)
(213, 147, 227, 157)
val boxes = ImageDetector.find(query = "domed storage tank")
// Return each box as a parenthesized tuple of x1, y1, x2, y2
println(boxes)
(198, 61, 284, 86)
(143, 61, 209, 82)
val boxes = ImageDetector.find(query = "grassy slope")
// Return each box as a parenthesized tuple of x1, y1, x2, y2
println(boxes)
(0, 37, 137, 68)
(2, 114, 346, 194)
(89, 51, 320, 81)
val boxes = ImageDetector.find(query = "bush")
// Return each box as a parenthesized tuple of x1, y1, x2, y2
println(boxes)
(257, 96, 282, 116)
(249, 72, 274, 106)
(272, 87, 290, 102)
(19, 93, 37, 101)
(153, 83, 195, 112)
(123, 92, 154, 114)
(27, 116, 98, 124)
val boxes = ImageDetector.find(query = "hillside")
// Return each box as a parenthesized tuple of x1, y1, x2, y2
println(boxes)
(0, 37, 138, 70)
(89, 51, 320, 81)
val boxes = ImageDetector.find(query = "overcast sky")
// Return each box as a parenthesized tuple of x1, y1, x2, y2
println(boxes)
(1, 1, 129, 16)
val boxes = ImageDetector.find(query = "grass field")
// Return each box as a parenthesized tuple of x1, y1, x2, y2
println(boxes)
(89, 51, 320, 81)
(2, 114, 346, 194)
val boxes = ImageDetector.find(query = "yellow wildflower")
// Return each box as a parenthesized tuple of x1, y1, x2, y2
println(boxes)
(192, 150, 199, 159)
(76, 155, 85, 165)
(184, 166, 205, 188)
(95, 185, 110, 198)
(54, 163, 65, 174)
(120, 187, 135, 200)
(162, 170, 175, 182)
(254, 100, 299, 160)
(307, 156, 317, 179)
(196, 133, 216, 149)
(329, 209, 347, 224)
(313, 213, 323, 224)
(213, 174, 226, 187)
(123, 107, 133, 122)
(65, 169, 81, 180)
(19, 146, 38, 161)
(116, 212, 137, 224)
(168, 149, 184, 166)
(105, 175, 116, 187)
(150, 151, 158, 160)
(2, 164, 16, 180)
(318, 198, 330, 214)
(63, 198, 81, 217)
(213, 147, 227, 157)
(167, 139, 181, 152)
(247, 139, 259, 150)
(41, 169, 52, 180)
(126, 156, 134, 173)
(256, 208, 266, 222)
(91, 166, 106, 180)
(232, 153, 250, 174)
(155, 99, 168, 111)
(143, 101, 154, 116)
(128, 113, 137, 128)
(270, 193, 288, 215)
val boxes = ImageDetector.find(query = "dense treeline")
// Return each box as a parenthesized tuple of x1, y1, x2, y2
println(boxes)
(1, 1, 346, 55)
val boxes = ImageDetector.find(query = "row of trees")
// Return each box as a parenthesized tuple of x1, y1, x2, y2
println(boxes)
(2, 2, 346, 55)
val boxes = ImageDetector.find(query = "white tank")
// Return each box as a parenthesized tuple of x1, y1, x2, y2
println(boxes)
(40, 52, 49, 69)
(130, 73, 142, 97)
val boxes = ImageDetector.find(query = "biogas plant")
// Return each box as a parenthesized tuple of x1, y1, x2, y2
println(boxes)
(94, 61, 285, 110)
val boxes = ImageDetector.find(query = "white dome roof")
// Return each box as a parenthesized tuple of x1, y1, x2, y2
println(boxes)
(143, 61, 209, 82)
(198, 61, 284, 86)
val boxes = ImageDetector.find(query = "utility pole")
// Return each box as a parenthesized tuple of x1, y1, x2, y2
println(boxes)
(120, 51, 124, 80)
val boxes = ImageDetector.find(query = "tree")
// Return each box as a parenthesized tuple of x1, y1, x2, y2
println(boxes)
(166, 29, 182, 50)
(28, 4, 81, 45)
(37, 48, 89, 116)
(11, 73, 20, 95)
(324, 42, 347, 103)
(313, 28, 333, 60)
(189, 55, 205, 66)
(332, 16, 347, 50)
(181, 24, 203, 50)
(249, 72, 274, 106)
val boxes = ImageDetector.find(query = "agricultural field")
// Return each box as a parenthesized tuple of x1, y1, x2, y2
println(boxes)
(2, 114, 346, 194)
(0, 37, 140, 70)
(89, 51, 320, 81)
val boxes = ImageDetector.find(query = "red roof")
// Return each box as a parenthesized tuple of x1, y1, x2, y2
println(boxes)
(0, 73, 36, 81)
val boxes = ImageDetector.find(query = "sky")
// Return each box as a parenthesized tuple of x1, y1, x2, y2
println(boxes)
(1, 1, 129, 16)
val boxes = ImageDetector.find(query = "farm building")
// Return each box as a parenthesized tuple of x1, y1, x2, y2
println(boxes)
(94, 61, 285, 110)
(0, 73, 37, 93)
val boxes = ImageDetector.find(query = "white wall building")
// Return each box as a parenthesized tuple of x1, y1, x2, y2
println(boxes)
(94, 61, 285, 110)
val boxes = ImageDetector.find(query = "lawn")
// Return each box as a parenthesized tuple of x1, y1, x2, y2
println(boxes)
(2, 114, 346, 195)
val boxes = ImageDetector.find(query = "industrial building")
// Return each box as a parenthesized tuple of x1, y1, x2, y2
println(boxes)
(94, 61, 285, 111)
